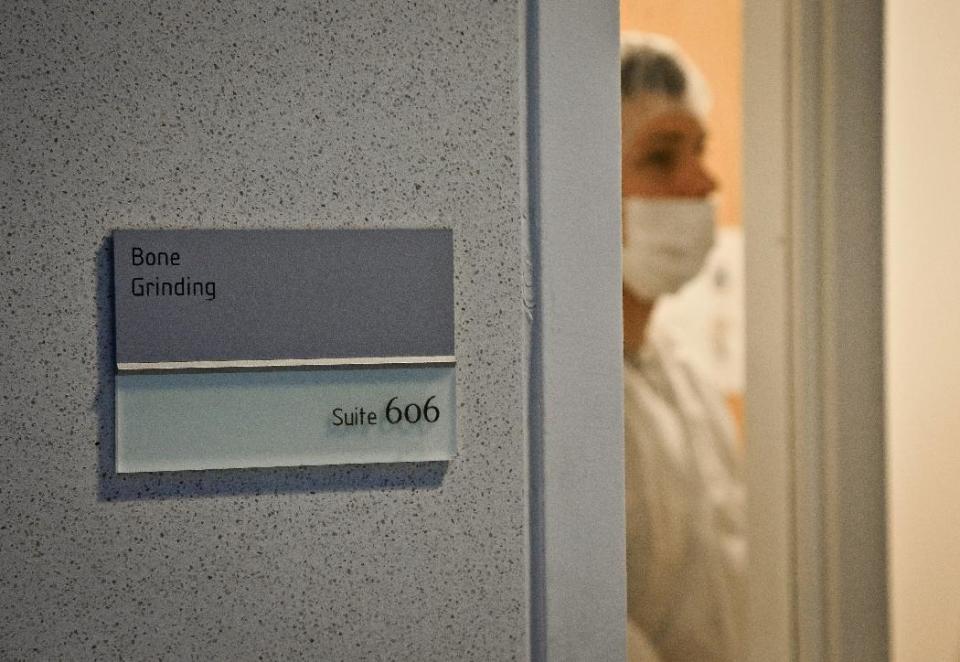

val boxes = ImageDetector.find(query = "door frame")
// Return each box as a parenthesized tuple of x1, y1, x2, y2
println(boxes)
(743, 0, 887, 660)
(525, 2, 625, 661)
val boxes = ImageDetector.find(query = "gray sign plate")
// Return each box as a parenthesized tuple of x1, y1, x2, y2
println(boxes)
(112, 229, 457, 472)
(113, 229, 454, 366)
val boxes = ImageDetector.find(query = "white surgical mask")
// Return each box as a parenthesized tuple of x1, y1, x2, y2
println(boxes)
(621, 197, 716, 300)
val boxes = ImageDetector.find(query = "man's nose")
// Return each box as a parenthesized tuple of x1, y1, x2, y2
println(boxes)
(684, 159, 717, 197)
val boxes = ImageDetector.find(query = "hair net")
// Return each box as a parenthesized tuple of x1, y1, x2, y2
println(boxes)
(620, 32, 712, 123)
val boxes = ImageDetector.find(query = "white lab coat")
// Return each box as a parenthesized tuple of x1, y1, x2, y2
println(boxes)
(624, 329, 746, 662)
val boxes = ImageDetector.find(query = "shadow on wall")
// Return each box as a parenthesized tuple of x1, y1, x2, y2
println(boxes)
(93, 237, 448, 502)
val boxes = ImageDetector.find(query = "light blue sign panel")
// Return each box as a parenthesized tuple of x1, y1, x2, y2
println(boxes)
(116, 366, 455, 472)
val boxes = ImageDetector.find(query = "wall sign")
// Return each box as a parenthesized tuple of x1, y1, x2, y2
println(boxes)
(113, 229, 456, 472)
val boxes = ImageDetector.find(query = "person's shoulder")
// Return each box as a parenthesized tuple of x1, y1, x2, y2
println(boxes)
(635, 325, 682, 371)
(647, 324, 717, 389)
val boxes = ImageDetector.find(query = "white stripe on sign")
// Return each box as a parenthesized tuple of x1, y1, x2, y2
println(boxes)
(117, 355, 457, 372)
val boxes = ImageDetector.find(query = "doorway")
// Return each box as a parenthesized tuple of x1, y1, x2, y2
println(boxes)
(528, 1, 887, 660)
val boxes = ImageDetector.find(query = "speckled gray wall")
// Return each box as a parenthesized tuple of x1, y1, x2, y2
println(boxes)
(1, 1, 527, 660)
